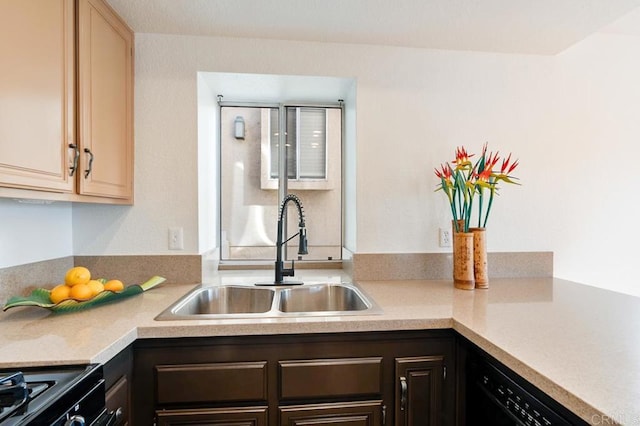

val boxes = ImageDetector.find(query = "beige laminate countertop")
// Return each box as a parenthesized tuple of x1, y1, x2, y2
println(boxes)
(1, 270, 638, 425)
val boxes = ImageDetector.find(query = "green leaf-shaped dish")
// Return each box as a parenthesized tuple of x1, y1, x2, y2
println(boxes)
(2, 275, 166, 313)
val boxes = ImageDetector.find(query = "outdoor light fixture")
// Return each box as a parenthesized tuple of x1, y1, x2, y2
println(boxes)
(234, 116, 245, 139)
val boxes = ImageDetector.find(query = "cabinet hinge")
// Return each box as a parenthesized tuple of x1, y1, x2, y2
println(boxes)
(443, 366, 447, 380)
(382, 404, 386, 426)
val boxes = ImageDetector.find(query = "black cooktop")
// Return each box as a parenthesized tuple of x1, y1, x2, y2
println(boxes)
(0, 365, 103, 425)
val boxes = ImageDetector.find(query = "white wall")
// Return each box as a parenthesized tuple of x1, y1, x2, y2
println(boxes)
(553, 33, 640, 295)
(196, 73, 218, 254)
(3, 30, 639, 296)
(0, 199, 72, 268)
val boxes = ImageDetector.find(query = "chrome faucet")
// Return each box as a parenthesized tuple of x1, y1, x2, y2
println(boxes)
(274, 194, 308, 285)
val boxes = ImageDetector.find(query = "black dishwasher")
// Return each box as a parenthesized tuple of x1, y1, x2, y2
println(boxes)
(464, 343, 589, 426)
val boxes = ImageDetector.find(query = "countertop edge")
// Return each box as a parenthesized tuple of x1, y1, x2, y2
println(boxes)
(452, 320, 601, 425)
(1, 276, 634, 425)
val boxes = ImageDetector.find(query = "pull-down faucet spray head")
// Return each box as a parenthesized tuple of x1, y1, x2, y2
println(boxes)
(298, 227, 308, 255)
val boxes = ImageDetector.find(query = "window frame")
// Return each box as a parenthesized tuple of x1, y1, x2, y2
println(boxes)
(218, 100, 343, 263)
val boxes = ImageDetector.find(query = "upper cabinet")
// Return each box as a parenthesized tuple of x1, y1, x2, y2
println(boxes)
(0, 0, 134, 204)
(77, 0, 133, 200)
(0, 0, 76, 193)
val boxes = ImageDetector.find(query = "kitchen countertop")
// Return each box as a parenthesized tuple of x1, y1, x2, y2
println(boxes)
(1, 270, 638, 425)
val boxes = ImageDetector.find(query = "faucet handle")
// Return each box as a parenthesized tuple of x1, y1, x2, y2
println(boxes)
(285, 260, 295, 277)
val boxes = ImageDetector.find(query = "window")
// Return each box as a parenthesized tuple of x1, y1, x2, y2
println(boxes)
(269, 107, 327, 180)
(220, 104, 342, 262)
(261, 107, 336, 191)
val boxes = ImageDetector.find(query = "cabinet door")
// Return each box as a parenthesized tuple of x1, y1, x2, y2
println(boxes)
(156, 406, 268, 426)
(279, 401, 383, 426)
(0, 0, 75, 192)
(395, 356, 445, 426)
(105, 375, 128, 425)
(77, 0, 133, 200)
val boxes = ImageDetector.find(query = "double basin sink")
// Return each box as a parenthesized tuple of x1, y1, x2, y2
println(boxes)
(155, 282, 382, 320)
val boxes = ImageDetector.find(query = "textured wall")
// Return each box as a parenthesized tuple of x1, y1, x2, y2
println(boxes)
(2, 30, 640, 296)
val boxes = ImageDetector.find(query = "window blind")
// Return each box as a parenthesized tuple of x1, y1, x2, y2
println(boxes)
(269, 107, 327, 180)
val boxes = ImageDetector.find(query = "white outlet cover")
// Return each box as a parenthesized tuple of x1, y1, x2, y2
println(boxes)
(439, 228, 452, 247)
(169, 227, 184, 250)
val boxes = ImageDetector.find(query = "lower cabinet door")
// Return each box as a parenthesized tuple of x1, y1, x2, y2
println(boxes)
(395, 356, 445, 426)
(155, 406, 268, 426)
(105, 375, 128, 425)
(279, 400, 383, 426)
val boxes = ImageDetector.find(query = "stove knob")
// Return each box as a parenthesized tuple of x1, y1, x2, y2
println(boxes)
(64, 415, 85, 426)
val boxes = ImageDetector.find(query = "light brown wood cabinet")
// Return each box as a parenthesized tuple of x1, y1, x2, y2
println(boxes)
(0, 0, 133, 204)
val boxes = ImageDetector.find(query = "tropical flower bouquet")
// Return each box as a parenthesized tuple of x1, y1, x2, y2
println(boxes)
(435, 143, 520, 232)
(434, 143, 520, 289)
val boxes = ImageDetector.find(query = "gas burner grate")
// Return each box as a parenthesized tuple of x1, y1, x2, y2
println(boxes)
(0, 372, 28, 422)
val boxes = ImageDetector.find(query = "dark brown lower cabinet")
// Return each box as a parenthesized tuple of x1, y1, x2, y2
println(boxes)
(280, 400, 383, 426)
(395, 356, 445, 426)
(103, 344, 133, 425)
(131, 330, 456, 425)
(156, 406, 268, 426)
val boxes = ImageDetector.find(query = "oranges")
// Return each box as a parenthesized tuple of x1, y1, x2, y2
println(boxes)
(50, 284, 71, 304)
(87, 280, 105, 297)
(104, 279, 124, 292)
(64, 266, 91, 286)
(69, 283, 92, 301)
(48, 266, 126, 304)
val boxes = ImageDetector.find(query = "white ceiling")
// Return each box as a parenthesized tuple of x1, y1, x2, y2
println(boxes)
(106, 0, 640, 55)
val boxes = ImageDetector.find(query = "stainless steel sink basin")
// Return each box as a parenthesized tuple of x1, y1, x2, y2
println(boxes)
(155, 282, 381, 320)
(170, 286, 275, 315)
(278, 284, 369, 313)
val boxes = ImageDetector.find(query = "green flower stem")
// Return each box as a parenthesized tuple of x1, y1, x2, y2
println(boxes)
(477, 190, 484, 228)
(465, 191, 473, 232)
(482, 189, 495, 228)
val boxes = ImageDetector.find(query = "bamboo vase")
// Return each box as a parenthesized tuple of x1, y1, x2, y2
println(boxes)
(470, 227, 488, 289)
(451, 219, 466, 280)
(453, 231, 475, 290)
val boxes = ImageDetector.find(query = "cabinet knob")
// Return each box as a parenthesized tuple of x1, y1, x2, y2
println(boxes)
(83, 148, 94, 178)
(63, 414, 85, 426)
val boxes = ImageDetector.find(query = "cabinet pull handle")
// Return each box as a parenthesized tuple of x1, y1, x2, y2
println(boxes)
(83, 148, 94, 178)
(400, 376, 407, 411)
(69, 144, 80, 177)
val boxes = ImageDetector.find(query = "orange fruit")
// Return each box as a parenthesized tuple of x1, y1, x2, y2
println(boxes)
(50, 284, 71, 304)
(87, 280, 104, 297)
(69, 283, 92, 301)
(104, 279, 124, 292)
(65, 267, 91, 287)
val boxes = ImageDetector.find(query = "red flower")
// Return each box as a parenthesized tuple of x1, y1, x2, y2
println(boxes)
(434, 143, 521, 230)
(453, 146, 474, 168)
(434, 163, 452, 180)
(495, 153, 520, 184)
(501, 153, 519, 175)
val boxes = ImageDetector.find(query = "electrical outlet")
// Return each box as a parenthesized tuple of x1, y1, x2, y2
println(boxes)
(169, 227, 184, 250)
(439, 228, 452, 247)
